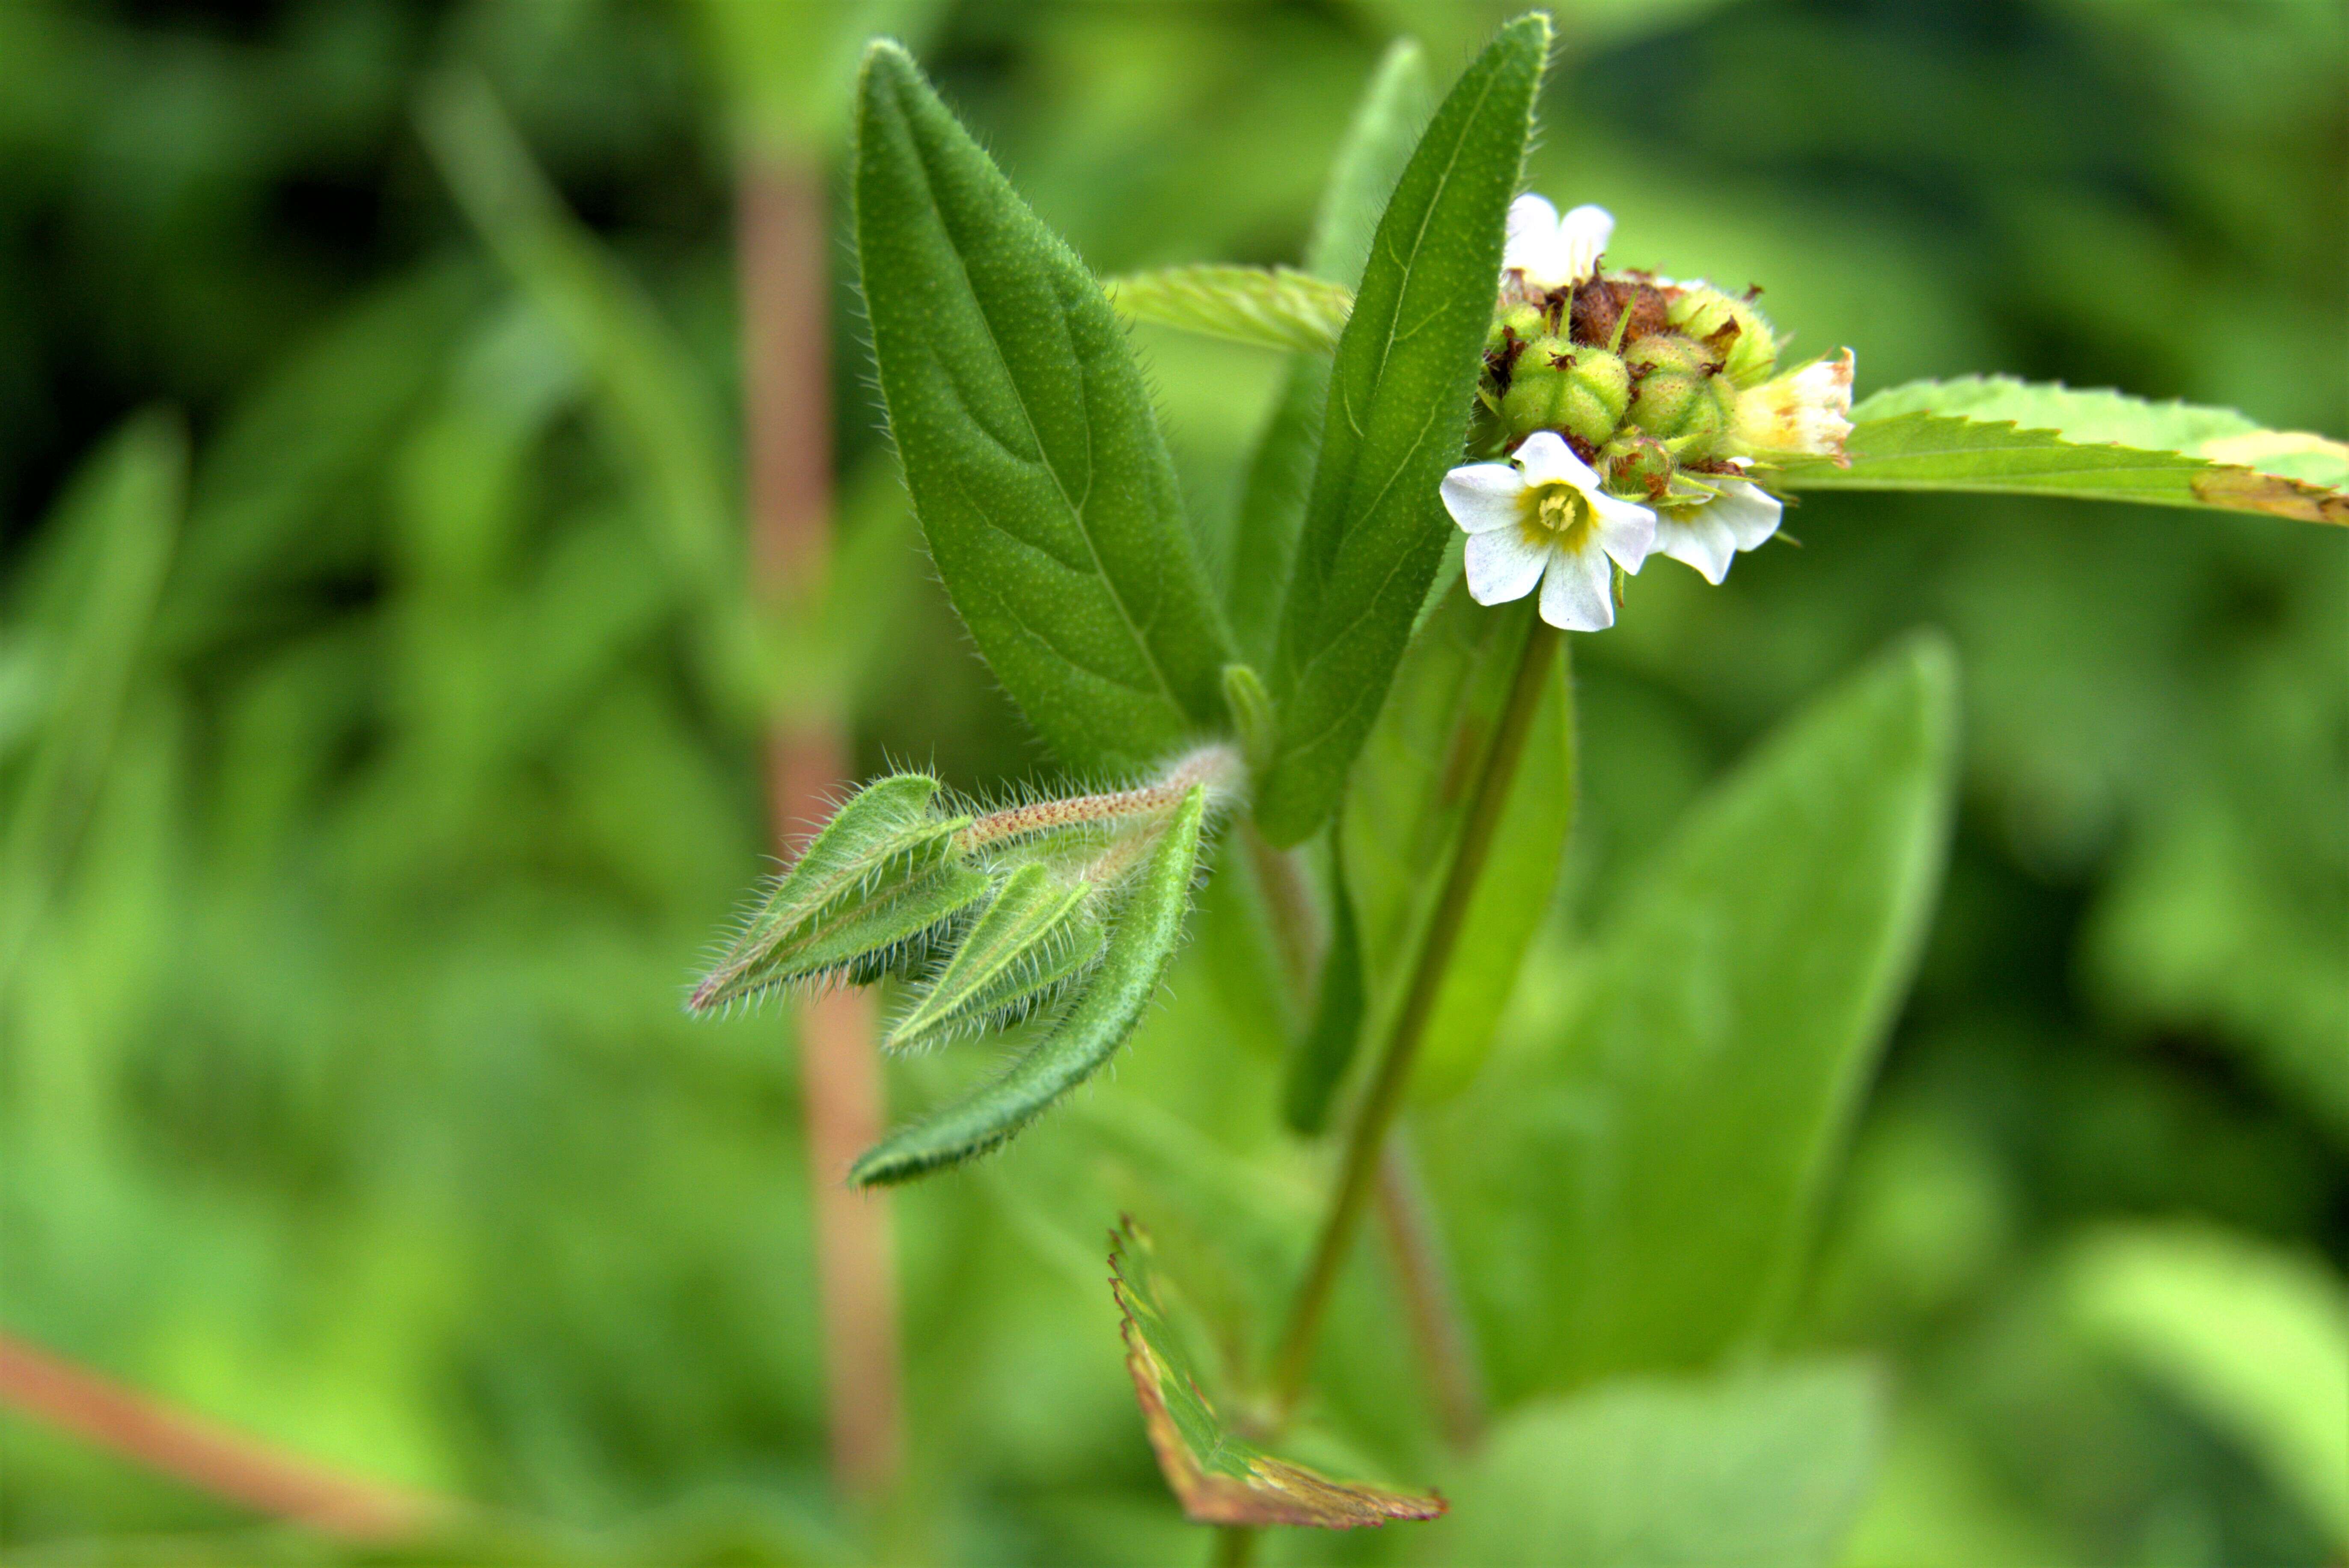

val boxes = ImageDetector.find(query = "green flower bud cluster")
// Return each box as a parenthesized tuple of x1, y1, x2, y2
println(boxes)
(1469, 273, 1788, 499)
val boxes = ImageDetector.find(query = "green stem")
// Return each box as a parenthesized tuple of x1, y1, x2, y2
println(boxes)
(1211, 1523, 1258, 1567)
(1268, 606, 1559, 1415)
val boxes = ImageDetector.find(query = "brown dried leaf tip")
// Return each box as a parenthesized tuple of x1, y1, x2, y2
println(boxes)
(1108, 1217, 1446, 1530)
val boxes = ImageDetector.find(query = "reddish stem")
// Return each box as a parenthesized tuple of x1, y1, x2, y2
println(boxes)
(1374, 1134, 1486, 1448)
(0, 1333, 448, 1539)
(741, 154, 903, 1503)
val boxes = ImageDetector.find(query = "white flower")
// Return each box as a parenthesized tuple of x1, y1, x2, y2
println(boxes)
(1733, 347, 1855, 462)
(1651, 479, 1784, 584)
(1503, 195, 1614, 297)
(1440, 432, 1656, 632)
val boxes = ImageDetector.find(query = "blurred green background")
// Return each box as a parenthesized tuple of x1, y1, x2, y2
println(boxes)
(1, 1, 2342, 1564)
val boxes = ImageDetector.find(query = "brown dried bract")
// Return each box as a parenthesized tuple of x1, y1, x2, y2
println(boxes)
(1484, 327, 1528, 395)
(1570, 278, 1673, 350)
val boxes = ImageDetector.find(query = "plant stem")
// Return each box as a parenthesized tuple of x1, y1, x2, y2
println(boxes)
(1244, 824, 1323, 1008)
(741, 151, 903, 1504)
(0, 1333, 450, 1539)
(1375, 1130, 1486, 1448)
(1268, 609, 1558, 1415)
(1212, 1522, 1260, 1568)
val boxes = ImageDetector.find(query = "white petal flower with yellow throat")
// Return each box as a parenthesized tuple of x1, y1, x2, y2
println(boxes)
(1502, 195, 1614, 299)
(1651, 478, 1784, 584)
(1440, 431, 1656, 632)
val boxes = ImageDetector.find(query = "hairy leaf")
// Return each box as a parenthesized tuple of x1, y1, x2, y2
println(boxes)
(1427, 635, 1959, 1397)
(885, 862, 1099, 1051)
(851, 787, 1207, 1184)
(690, 774, 984, 1011)
(1778, 376, 2349, 524)
(1108, 265, 1353, 355)
(1110, 1217, 1444, 1529)
(854, 43, 1234, 772)
(1255, 16, 1550, 844)
(1423, 1363, 1884, 1567)
(1341, 586, 1573, 1106)
(1226, 39, 1432, 669)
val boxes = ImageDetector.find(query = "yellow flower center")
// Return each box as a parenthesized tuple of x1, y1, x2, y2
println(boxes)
(1519, 481, 1591, 550)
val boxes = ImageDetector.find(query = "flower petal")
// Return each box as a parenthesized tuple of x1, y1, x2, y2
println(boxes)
(1503, 193, 1560, 276)
(1537, 537, 1615, 631)
(1440, 463, 1527, 534)
(1555, 204, 1615, 285)
(1587, 490, 1658, 572)
(1464, 528, 1551, 607)
(1653, 509, 1738, 585)
(1709, 479, 1784, 550)
(1510, 431, 1601, 491)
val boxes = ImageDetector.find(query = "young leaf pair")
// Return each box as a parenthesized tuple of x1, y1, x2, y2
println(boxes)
(690, 771, 1210, 1186)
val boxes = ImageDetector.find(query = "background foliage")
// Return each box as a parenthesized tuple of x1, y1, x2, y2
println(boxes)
(2, 1, 2342, 1564)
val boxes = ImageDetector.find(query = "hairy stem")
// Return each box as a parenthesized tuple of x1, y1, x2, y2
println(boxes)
(1269, 607, 1558, 1414)
(742, 152, 903, 1503)
(955, 745, 1243, 853)
(0, 1333, 450, 1539)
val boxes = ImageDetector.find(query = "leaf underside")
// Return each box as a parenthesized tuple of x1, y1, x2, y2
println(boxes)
(1255, 15, 1550, 845)
(1778, 376, 2349, 525)
(1108, 265, 1353, 355)
(1109, 1217, 1445, 1529)
(850, 788, 1208, 1185)
(854, 43, 1234, 773)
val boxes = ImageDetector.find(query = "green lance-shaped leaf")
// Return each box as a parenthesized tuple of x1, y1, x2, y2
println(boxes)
(1340, 585, 1574, 1108)
(1424, 634, 1959, 1399)
(854, 43, 1235, 773)
(1110, 1217, 1445, 1529)
(1107, 265, 1353, 356)
(884, 862, 1103, 1051)
(1254, 15, 1550, 846)
(690, 773, 987, 1011)
(1226, 38, 1432, 668)
(1304, 40, 1435, 293)
(850, 787, 1208, 1185)
(1777, 376, 2349, 524)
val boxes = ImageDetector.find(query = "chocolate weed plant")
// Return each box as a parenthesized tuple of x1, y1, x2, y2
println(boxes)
(680, 18, 2349, 1557)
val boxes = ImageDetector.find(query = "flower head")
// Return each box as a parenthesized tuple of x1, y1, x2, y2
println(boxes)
(1650, 478, 1784, 585)
(1733, 349, 1855, 463)
(1440, 432, 1656, 632)
(1502, 196, 1613, 301)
